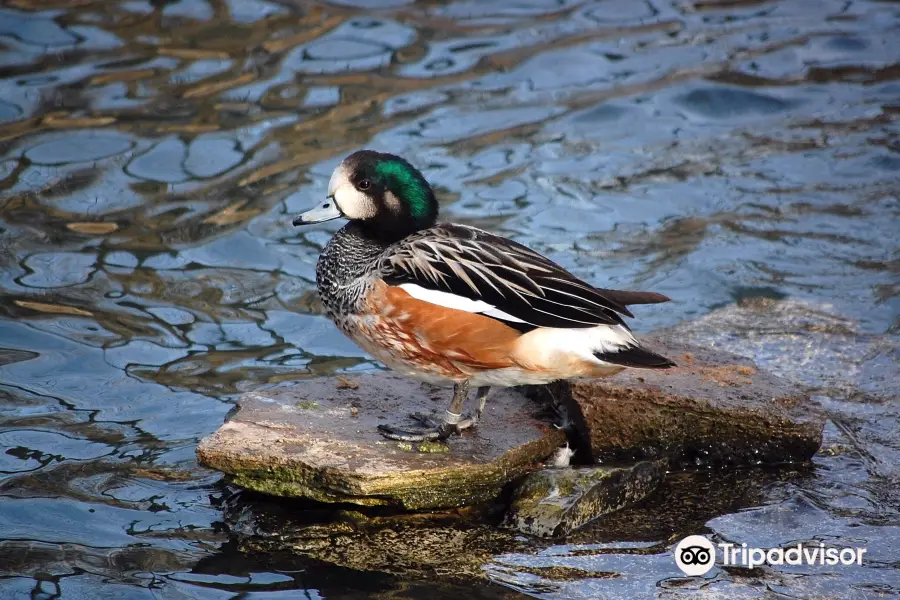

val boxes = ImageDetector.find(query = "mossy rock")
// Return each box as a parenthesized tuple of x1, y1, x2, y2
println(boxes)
(503, 460, 667, 537)
(197, 374, 565, 510)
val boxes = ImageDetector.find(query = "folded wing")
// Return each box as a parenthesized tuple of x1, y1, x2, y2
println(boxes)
(377, 223, 668, 332)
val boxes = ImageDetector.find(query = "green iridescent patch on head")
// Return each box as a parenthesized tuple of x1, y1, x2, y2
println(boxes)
(374, 158, 431, 219)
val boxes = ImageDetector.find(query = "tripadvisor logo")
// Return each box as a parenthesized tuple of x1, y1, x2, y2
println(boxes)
(673, 535, 867, 576)
(674, 536, 716, 576)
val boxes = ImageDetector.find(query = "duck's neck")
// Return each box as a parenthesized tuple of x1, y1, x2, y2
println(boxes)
(315, 222, 395, 315)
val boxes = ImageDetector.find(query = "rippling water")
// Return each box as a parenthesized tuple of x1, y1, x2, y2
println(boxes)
(0, 0, 898, 598)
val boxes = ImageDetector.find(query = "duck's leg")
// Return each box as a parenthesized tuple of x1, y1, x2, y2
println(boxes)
(454, 386, 490, 430)
(395, 385, 490, 435)
(378, 381, 471, 442)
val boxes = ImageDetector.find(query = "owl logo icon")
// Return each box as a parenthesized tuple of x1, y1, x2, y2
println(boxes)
(674, 535, 716, 576)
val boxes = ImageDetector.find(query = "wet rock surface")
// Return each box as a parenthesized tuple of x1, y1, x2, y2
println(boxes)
(503, 460, 667, 538)
(526, 337, 825, 469)
(227, 497, 529, 585)
(219, 464, 809, 588)
(196, 374, 565, 510)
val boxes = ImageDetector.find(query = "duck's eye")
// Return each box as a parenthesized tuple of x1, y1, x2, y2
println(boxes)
(357, 179, 371, 191)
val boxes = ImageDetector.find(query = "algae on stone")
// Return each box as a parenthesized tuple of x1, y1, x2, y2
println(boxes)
(196, 374, 565, 510)
(503, 460, 667, 537)
(237, 507, 531, 583)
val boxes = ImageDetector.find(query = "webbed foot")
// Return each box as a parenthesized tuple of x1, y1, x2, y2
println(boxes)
(377, 411, 477, 442)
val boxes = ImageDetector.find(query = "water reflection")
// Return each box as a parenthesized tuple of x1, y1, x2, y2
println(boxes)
(0, 0, 898, 597)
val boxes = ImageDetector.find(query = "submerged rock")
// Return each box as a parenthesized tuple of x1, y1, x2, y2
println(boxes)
(230, 498, 530, 584)
(196, 373, 565, 510)
(221, 466, 806, 586)
(503, 460, 667, 538)
(666, 298, 896, 398)
(525, 336, 825, 468)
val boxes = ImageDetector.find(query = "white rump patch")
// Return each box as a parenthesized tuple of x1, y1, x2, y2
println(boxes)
(516, 323, 637, 365)
(398, 283, 526, 323)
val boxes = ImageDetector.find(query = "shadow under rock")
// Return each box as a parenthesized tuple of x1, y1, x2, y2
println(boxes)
(196, 463, 812, 590)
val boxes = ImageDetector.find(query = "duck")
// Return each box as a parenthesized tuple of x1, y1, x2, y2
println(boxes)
(293, 150, 674, 442)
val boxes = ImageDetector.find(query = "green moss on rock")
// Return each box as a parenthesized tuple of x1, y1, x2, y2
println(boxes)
(196, 374, 566, 510)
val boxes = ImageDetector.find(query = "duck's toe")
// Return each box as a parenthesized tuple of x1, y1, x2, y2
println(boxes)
(377, 410, 479, 442)
(377, 422, 444, 442)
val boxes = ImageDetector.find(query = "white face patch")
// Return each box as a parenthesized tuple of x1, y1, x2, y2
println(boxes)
(384, 190, 401, 212)
(328, 162, 376, 220)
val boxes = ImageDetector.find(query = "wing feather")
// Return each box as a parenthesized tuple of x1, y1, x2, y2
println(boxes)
(378, 223, 667, 330)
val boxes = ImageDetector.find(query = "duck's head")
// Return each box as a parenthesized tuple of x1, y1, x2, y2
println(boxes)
(293, 150, 438, 238)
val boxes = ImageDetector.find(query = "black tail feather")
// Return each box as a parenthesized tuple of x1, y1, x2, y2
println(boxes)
(595, 345, 676, 369)
(595, 289, 671, 306)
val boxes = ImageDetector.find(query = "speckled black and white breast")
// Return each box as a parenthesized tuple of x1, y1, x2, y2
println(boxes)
(314, 222, 389, 332)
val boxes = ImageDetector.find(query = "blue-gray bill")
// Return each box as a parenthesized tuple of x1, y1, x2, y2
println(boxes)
(293, 198, 343, 226)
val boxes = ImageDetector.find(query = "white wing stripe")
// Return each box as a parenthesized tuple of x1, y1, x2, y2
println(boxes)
(398, 283, 527, 323)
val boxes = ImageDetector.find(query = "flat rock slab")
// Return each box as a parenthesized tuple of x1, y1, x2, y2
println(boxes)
(525, 336, 825, 468)
(503, 460, 667, 538)
(197, 374, 565, 510)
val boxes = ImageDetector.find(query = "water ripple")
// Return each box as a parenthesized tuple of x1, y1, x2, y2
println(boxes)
(0, 0, 898, 597)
